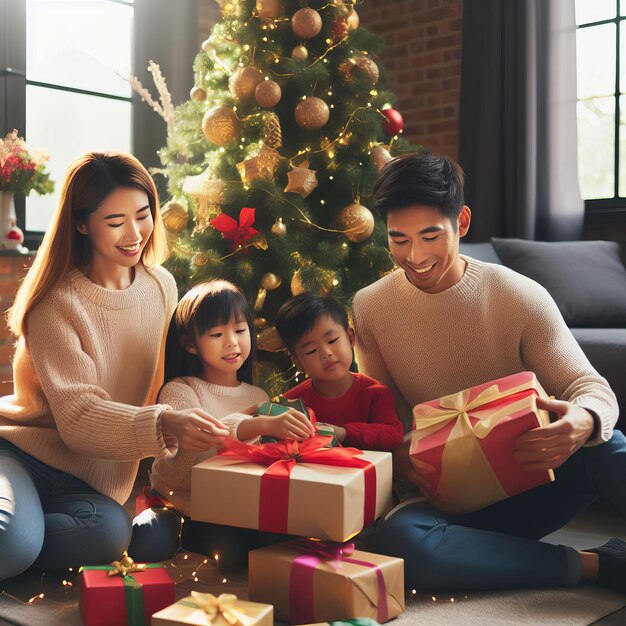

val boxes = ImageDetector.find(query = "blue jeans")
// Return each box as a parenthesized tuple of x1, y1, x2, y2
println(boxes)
(374, 430, 626, 591)
(0, 439, 132, 581)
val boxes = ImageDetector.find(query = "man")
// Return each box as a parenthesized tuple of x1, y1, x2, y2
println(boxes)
(352, 152, 626, 593)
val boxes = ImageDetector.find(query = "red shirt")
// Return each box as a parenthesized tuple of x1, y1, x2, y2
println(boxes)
(283, 373, 404, 451)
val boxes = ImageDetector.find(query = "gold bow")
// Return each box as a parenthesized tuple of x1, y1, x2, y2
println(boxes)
(107, 553, 147, 577)
(190, 592, 254, 626)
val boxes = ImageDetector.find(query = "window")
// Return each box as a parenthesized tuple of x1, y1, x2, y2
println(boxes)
(1, 0, 134, 243)
(576, 0, 626, 220)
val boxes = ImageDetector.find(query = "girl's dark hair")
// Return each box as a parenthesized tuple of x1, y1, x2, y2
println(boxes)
(164, 280, 257, 385)
(373, 151, 465, 226)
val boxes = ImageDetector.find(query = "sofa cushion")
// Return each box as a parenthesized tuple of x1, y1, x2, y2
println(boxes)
(459, 242, 503, 265)
(491, 238, 626, 327)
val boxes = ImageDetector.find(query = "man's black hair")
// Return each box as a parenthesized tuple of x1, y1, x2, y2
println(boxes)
(373, 151, 465, 226)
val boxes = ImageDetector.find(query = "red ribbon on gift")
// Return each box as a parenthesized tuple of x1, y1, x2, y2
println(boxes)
(210, 207, 259, 250)
(287, 539, 389, 624)
(219, 435, 377, 534)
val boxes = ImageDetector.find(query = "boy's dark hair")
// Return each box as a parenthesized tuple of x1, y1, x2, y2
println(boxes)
(163, 280, 257, 385)
(275, 293, 349, 354)
(373, 151, 466, 226)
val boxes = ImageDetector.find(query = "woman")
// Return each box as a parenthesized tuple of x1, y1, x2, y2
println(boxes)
(0, 152, 228, 581)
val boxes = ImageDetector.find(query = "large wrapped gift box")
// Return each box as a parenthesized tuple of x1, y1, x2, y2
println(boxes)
(409, 371, 555, 514)
(152, 592, 273, 626)
(191, 435, 392, 542)
(79, 558, 174, 626)
(248, 540, 404, 624)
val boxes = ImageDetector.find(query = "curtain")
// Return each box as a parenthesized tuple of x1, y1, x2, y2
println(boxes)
(132, 0, 199, 189)
(458, 0, 584, 242)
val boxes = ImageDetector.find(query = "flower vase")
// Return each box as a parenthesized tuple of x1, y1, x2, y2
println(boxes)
(0, 191, 27, 253)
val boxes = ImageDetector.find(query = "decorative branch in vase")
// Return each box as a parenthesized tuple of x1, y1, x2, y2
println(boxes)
(0, 130, 54, 253)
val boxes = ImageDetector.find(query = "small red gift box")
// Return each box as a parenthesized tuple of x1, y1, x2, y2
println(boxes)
(79, 559, 174, 626)
(409, 371, 555, 514)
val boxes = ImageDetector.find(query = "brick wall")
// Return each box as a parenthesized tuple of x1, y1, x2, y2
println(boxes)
(197, 0, 463, 159)
(359, 0, 463, 160)
(0, 254, 33, 395)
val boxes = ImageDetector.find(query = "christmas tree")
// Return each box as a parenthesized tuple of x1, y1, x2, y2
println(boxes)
(157, 0, 412, 394)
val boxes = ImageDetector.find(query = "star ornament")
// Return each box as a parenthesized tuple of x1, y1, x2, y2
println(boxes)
(237, 146, 282, 184)
(284, 160, 318, 198)
(210, 207, 260, 250)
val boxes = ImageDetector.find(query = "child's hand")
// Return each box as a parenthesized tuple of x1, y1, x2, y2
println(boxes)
(263, 408, 316, 441)
(316, 422, 347, 442)
(161, 408, 230, 451)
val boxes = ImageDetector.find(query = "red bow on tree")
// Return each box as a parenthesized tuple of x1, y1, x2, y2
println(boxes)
(210, 207, 259, 250)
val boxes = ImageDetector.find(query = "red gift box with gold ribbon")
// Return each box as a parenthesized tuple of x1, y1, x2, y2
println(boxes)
(248, 539, 404, 624)
(190, 435, 392, 542)
(409, 371, 555, 515)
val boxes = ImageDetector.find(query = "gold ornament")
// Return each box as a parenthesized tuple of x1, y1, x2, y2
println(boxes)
(229, 66, 263, 102)
(371, 144, 394, 171)
(257, 326, 286, 352)
(237, 146, 282, 184)
(337, 202, 375, 243)
(256, 0, 281, 19)
(261, 272, 282, 290)
(190, 86, 206, 102)
(338, 55, 379, 84)
(255, 273, 280, 310)
(255, 79, 282, 108)
(291, 45, 309, 61)
(254, 317, 267, 329)
(295, 97, 329, 130)
(284, 160, 318, 197)
(262, 112, 282, 149)
(292, 7, 322, 39)
(202, 106, 239, 146)
(161, 202, 188, 234)
(347, 9, 359, 30)
(291, 269, 305, 296)
(271, 217, 287, 237)
(191, 252, 209, 268)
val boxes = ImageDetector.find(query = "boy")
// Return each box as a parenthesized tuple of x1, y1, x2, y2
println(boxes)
(274, 293, 403, 452)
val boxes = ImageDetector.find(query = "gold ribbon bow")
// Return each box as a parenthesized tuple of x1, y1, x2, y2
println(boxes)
(107, 553, 147, 577)
(190, 591, 254, 626)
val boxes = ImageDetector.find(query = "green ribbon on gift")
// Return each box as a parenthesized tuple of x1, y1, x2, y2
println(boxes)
(79, 560, 164, 626)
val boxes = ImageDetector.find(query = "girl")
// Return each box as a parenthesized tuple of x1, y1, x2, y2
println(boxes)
(130, 280, 314, 566)
(0, 152, 228, 581)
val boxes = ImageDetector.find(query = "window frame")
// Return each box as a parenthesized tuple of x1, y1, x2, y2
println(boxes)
(577, 1, 626, 223)
(0, 0, 135, 249)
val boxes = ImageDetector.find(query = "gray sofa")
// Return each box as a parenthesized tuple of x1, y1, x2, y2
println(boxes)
(460, 239, 626, 430)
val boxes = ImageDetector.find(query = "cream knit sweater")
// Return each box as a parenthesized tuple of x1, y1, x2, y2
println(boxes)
(352, 257, 618, 444)
(150, 376, 269, 516)
(0, 263, 178, 505)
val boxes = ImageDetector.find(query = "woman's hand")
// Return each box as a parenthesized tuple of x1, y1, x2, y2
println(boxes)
(160, 408, 230, 451)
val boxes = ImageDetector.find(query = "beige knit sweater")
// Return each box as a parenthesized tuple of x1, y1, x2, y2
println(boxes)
(352, 257, 618, 444)
(150, 376, 269, 516)
(0, 263, 178, 504)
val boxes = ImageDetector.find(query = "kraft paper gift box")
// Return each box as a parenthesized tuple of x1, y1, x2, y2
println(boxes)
(248, 540, 404, 624)
(151, 591, 273, 626)
(191, 435, 392, 542)
(79, 557, 174, 626)
(409, 371, 555, 515)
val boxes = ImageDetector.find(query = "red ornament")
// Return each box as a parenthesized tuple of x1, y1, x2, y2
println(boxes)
(210, 207, 260, 250)
(381, 108, 404, 136)
(330, 18, 349, 42)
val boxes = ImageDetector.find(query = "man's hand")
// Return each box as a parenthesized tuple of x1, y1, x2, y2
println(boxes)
(513, 397, 595, 472)
(161, 408, 230, 451)
(316, 422, 347, 442)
